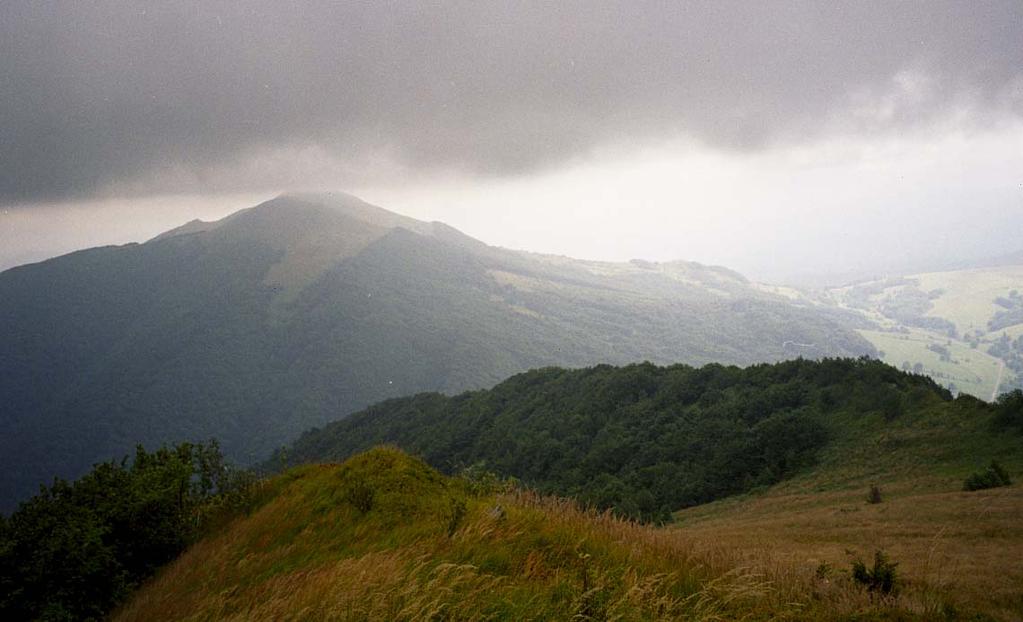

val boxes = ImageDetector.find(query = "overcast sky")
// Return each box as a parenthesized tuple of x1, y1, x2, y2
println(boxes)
(2, 1, 1021, 283)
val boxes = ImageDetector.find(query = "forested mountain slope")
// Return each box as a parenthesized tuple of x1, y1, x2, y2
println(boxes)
(0, 193, 872, 509)
(282, 358, 1020, 522)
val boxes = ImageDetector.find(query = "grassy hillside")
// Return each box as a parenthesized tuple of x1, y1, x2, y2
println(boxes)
(858, 328, 1004, 399)
(116, 447, 1023, 621)
(825, 266, 1023, 399)
(0, 193, 874, 510)
(915, 267, 1023, 335)
(676, 485, 1023, 620)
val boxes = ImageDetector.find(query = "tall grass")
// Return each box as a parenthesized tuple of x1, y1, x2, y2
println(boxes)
(116, 447, 1019, 621)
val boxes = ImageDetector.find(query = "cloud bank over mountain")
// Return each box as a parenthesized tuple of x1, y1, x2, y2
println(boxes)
(2, 1, 1020, 202)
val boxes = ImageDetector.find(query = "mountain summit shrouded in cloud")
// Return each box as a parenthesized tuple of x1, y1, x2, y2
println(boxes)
(0, 192, 874, 510)
(1, 2, 1022, 284)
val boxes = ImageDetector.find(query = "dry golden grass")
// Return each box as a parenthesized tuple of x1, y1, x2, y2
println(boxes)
(675, 482, 1023, 621)
(112, 447, 1023, 621)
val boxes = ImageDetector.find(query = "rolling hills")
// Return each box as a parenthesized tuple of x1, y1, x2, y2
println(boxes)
(824, 265, 1023, 399)
(153, 360, 1023, 620)
(0, 192, 874, 510)
(5, 359, 1021, 620)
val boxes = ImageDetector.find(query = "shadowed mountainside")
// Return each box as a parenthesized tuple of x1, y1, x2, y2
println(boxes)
(0, 193, 873, 509)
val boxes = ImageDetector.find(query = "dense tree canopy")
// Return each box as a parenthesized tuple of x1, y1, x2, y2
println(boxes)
(0, 441, 255, 622)
(994, 389, 1023, 432)
(283, 358, 953, 522)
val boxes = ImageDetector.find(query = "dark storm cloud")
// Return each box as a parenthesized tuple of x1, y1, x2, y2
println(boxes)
(2, 1, 1021, 203)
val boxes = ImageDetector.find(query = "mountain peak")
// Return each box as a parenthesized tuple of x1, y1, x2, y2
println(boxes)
(269, 192, 433, 235)
(148, 192, 446, 249)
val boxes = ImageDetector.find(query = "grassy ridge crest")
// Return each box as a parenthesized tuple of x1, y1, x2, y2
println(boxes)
(119, 447, 993, 621)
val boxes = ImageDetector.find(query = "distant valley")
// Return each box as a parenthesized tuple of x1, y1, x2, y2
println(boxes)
(821, 266, 1023, 399)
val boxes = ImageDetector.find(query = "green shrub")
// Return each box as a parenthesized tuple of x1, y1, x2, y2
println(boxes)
(344, 480, 375, 513)
(458, 462, 516, 496)
(814, 562, 832, 580)
(447, 497, 467, 537)
(866, 484, 883, 504)
(851, 550, 899, 595)
(963, 461, 1012, 491)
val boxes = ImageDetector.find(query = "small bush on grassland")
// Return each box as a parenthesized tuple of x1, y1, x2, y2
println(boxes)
(815, 562, 833, 580)
(446, 497, 467, 537)
(963, 461, 1013, 491)
(866, 484, 883, 504)
(458, 462, 516, 496)
(344, 479, 375, 513)
(851, 550, 899, 595)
